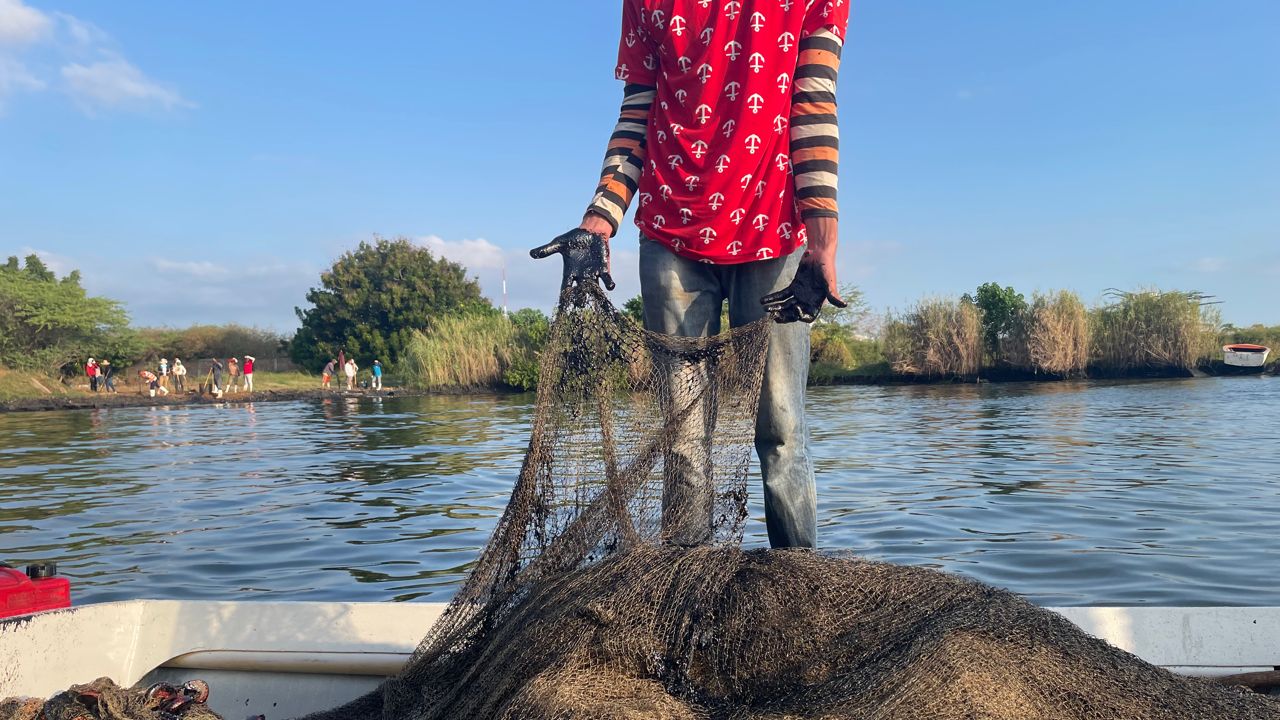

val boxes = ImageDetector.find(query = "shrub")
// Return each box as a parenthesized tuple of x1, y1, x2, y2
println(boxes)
(963, 283, 1027, 364)
(135, 324, 287, 365)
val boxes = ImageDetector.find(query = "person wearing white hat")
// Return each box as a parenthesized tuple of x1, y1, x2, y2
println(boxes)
(85, 358, 99, 393)
(172, 358, 187, 393)
(242, 355, 256, 392)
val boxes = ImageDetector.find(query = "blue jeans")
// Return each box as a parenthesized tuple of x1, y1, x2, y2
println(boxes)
(638, 237, 816, 548)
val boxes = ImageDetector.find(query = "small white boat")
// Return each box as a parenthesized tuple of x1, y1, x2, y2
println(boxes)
(1223, 343, 1271, 368)
(2, 600, 1279, 717)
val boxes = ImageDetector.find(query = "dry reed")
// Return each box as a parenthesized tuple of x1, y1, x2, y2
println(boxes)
(883, 298, 981, 377)
(1002, 291, 1090, 376)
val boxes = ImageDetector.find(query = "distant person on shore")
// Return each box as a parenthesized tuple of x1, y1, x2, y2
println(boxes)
(322, 359, 336, 389)
(172, 358, 187, 392)
(85, 358, 99, 392)
(344, 358, 358, 391)
(371, 360, 383, 390)
(158, 358, 170, 389)
(242, 355, 256, 392)
(227, 357, 240, 393)
(100, 359, 117, 393)
(209, 357, 224, 399)
(139, 369, 168, 397)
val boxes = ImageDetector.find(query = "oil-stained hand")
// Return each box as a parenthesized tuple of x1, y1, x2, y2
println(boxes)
(530, 228, 616, 293)
(760, 259, 847, 323)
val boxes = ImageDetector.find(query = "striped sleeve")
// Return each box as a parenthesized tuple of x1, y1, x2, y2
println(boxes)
(790, 27, 844, 221)
(586, 83, 655, 235)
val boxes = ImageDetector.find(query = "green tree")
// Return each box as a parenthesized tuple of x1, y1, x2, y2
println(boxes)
(963, 282, 1027, 362)
(0, 254, 137, 371)
(622, 296, 645, 324)
(288, 237, 492, 370)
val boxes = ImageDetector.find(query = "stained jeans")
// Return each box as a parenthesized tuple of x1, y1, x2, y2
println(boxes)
(638, 237, 817, 548)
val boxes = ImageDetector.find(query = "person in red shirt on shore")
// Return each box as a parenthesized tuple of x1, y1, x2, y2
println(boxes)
(534, 0, 850, 549)
(242, 355, 256, 393)
(85, 358, 99, 393)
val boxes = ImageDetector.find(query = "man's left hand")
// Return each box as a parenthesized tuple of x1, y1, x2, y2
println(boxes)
(761, 256, 847, 323)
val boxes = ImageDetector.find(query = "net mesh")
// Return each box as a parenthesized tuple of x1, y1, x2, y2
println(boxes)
(300, 285, 1279, 720)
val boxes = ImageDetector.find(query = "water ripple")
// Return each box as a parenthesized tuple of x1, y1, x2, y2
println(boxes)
(2, 378, 1278, 607)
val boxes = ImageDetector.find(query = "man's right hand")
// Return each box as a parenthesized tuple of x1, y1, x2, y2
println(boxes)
(578, 211, 614, 239)
(530, 227, 616, 294)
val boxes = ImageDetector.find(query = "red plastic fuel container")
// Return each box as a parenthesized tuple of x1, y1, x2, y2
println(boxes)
(0, 563, 72, 619)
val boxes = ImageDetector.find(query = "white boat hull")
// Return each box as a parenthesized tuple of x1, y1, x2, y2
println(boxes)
(3, 600, 1279, 718)
(1224, 348, 1270, 368)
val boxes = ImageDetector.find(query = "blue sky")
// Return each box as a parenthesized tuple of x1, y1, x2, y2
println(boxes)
(2, 1, 1277, 331)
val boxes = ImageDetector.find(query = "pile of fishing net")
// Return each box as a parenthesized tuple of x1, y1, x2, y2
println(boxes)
(0, 679, 219, 720)
(301, 284, 1280, 720)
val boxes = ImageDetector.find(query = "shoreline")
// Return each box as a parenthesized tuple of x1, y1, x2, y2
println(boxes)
(3, 367, 1272, 414)
(0, 387, 426, 413)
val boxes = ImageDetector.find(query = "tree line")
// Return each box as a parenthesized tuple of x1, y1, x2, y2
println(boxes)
(1, 254, 286, 375)
(6, 242, 1276, 390)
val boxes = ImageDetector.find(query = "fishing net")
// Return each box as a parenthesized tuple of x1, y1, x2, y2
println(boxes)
(299, 284, 1279, 720)
(0, 678, 220, 720)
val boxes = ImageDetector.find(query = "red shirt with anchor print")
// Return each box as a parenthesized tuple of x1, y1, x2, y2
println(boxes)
(615, 0, 848, 264)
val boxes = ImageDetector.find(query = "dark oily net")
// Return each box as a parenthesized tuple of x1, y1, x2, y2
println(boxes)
(302, 285, 1280, 720)
(0, 678, 222, 720)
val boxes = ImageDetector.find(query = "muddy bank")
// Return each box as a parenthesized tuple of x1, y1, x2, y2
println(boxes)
(0, 388, 422, 413)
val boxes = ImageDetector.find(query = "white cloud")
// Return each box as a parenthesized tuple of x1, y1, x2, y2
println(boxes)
(0, 4, 190, 115)
(0, 0, 51, 47)
(1192, 256, 1226, 273)
(62, 57, 191, 112)
(418, 235, 506, 271)
(151, 258, 229, 278)
(0, 55, 42, 109)
(54, 12, 108, 47)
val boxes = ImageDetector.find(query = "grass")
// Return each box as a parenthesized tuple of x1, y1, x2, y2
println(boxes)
(0, 367, 80, 402)
(402, 313, 541, 391)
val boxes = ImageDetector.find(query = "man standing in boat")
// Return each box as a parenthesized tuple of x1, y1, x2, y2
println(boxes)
(534, 0, 850, 549)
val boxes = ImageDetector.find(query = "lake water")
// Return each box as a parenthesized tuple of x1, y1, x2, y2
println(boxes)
(2, 377, 1277, 607)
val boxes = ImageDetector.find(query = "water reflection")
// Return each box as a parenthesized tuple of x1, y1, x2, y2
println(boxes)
(1, 378, 1278, 607)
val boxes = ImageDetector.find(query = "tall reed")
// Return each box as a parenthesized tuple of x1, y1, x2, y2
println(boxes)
(402, 313, 533, 389)
(1003, 291, 1090, 376)
(1089, 290, 1219, 374)
(883, 298, 981, 377)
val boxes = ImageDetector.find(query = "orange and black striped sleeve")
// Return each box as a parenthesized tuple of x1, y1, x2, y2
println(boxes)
(586, 83, 655, 236)
(790, 27, 844, 221)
